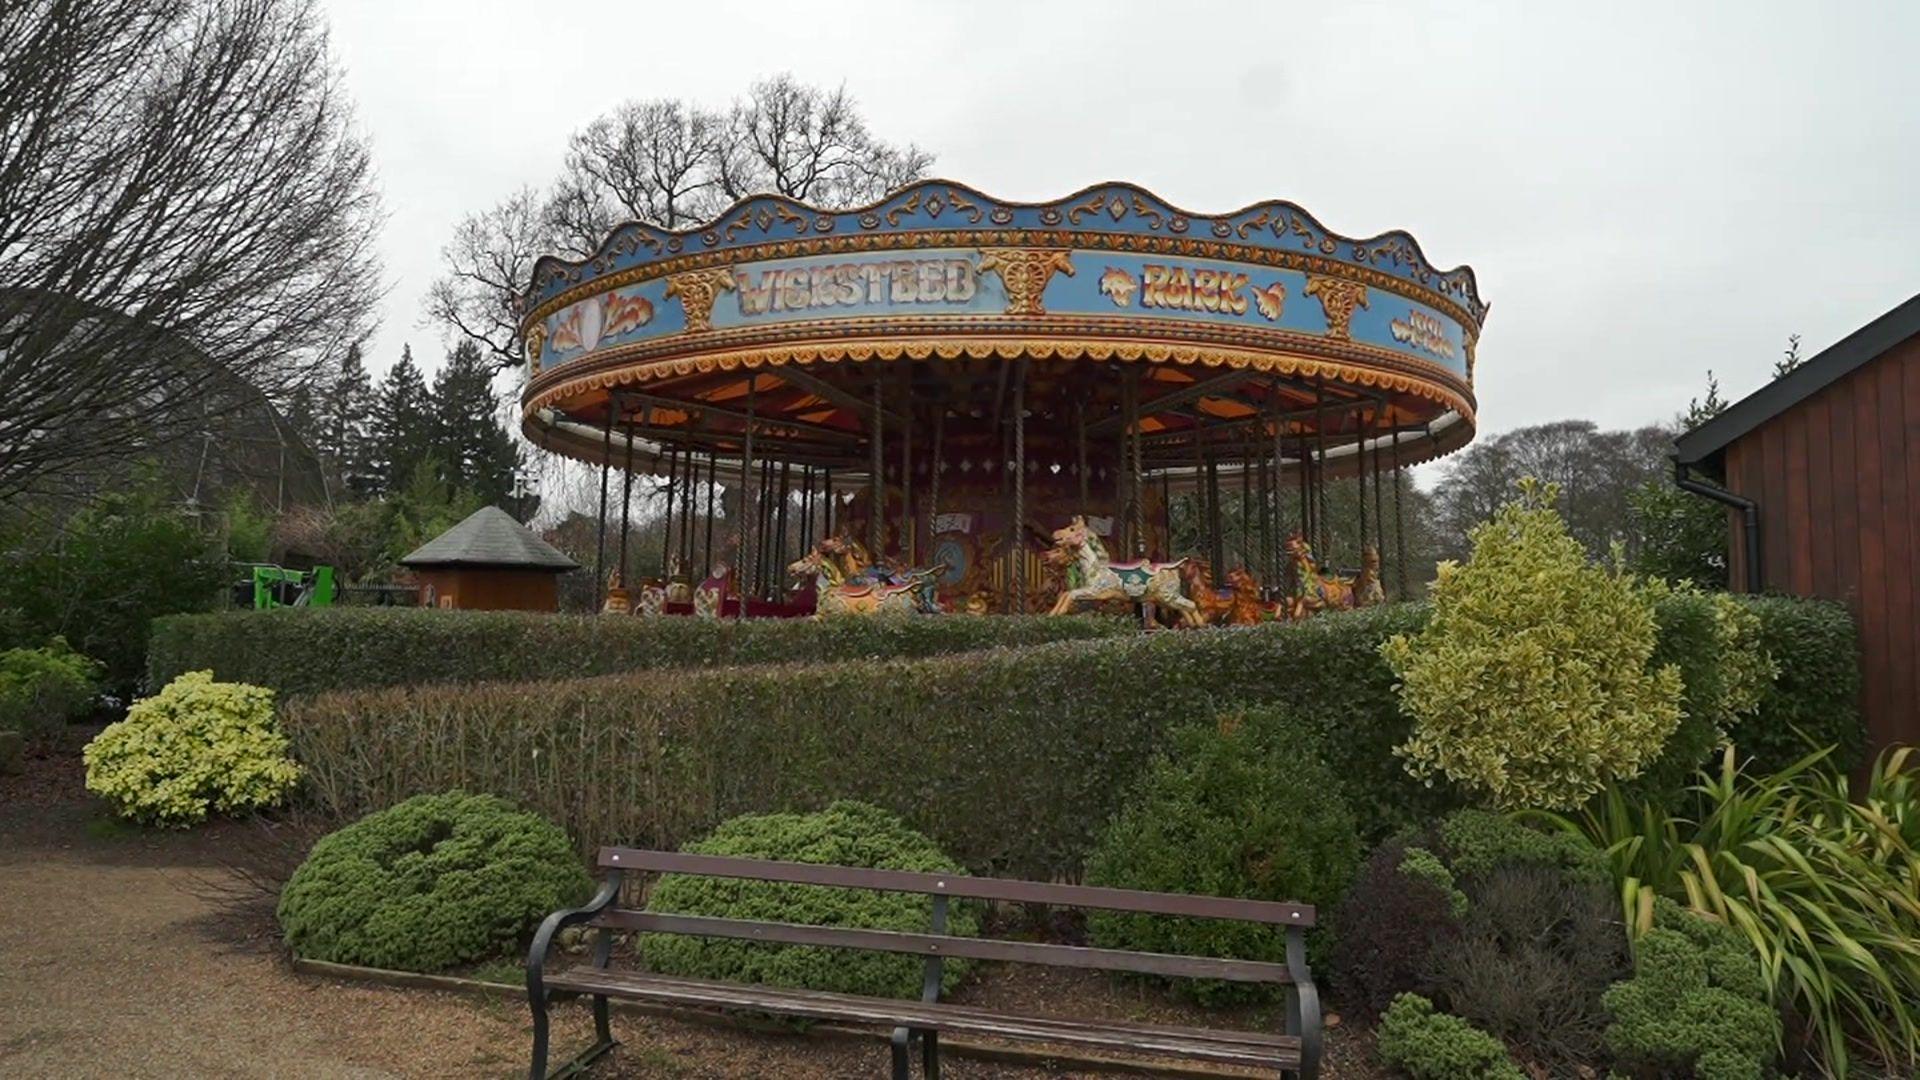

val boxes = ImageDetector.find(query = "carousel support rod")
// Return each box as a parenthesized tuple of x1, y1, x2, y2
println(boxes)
(775, 461, 791, 599)
(1012, 362, 1027, 611)
(704, 452, 717, 580)
(1314, 376, 1330, 561)
(776, 363, 904, 425)
(659, 446, 679, 576)
(618, 399, 636, 590)
(798, 465, 812, 555)
(1121, 372, 1136, 553)
(1075, 397, 1089, 509)
(757, 459, 774, 597)
(1238, 436, 1252, 568)
(869, 373, 885, 559)
(1271, 384, 1286, 579)
(1160, 467, 1172, 559)
(927, 406, 944, 555)
(1397, 426, 1413, 595)
(900, 364, 914, 565)
(1371, 421, 1386, 572)
(1357, 414, 1369, 563)
(682, 442, 697, 576)
(823, 467, 834, 537)
(594, 401, 614, 608)
(738, 379, 757, 617)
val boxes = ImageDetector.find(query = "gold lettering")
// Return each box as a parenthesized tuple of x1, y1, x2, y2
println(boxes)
(946, 260, 976, 302)
(1193, 269, 1219, 312)
(916, 261, 946, 303)
(735, 270, 776, 315)
(890, 264, 917, 303)
(1142, 264, 1169, 307)
(1220, 273, 1249, 315)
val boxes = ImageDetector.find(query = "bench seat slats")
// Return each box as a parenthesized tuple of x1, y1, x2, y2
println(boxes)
(596, 848, 1316, 927)
(544, 968, 1302, 1068)
(595, 909, 1295, 984)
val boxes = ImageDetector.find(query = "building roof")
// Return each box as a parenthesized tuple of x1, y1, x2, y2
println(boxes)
(399, 506, 580, 571)
(1676, 291, 1920, 469)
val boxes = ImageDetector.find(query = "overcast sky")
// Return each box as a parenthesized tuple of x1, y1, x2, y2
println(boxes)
(324, 0, 1919, 445)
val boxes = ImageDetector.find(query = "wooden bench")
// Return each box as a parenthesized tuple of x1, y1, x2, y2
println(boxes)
(525, 847, 1322, 1079)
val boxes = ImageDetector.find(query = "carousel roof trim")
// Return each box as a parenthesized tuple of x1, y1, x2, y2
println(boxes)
(521, 179, 1488, 324)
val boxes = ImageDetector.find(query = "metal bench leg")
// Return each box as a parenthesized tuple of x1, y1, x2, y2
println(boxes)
(922, 1029, 940, 1079)
(528, 990, 551, 1080)
(889, 1027, 911, 1080)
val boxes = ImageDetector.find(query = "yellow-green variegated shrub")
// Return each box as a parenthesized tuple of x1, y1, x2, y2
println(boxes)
(1382, 480, 1682, 811)
(83, 670, 301, 826)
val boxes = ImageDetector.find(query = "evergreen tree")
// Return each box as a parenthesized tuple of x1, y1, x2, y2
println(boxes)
(369, 345, 434, 495)
(313, 343, 376, 496)
(430, 341, 522, 506)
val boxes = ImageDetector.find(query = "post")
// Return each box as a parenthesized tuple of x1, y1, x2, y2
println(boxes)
(774, 461, 791, 597)
(1075, 396, 1089, 509)
(927, 408, 944, 553)
(870, 373, 885, 559)
(1392, 426, 1407, 600)
(1314, 377, 1330, 561)
(593, 403, 613, 608)
(1129, 373, 1146, 558)
(1356, 415, 1369, 561)
(618, 399, 635, 589)
(1012, 364, 1027, 611)
(900, 363, 914, 564)
(703, 452, 717, 579)
(659, 446, 678, 576)
(738, 379, 756, 617)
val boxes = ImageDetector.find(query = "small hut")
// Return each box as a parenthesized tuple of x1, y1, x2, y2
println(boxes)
(400, 506, 578, 611)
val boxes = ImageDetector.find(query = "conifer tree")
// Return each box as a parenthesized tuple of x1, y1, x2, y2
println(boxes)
(430, 341, 522, 505)
(369, 345, 434, 495)
(317, 342, 377, 496)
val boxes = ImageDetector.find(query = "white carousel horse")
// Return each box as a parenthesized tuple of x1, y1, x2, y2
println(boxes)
(1045, 516, 1202, 627)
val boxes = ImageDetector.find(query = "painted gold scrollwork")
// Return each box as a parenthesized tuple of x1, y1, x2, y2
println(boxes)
(1464, 326, 1479, 382)
(1305, 276, 1370, 340)
(525, 325, 545, 376)
(976, 248, 1075, 316)
(663, 267, 737, 334)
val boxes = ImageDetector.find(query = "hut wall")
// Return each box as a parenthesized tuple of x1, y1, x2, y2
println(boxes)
(1721, 330, 1920, 753)
(415, 568, 560, 612)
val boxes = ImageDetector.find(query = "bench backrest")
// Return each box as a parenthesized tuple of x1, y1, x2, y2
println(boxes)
(593, 847, 1313, 986)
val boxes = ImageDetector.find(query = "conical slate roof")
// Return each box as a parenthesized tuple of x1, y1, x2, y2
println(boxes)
(399, 506, 579, 571)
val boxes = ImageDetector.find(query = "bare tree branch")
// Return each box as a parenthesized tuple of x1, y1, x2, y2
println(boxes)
(0, 0, 385, 501)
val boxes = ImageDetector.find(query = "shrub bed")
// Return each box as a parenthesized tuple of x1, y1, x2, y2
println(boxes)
(83, 671, 301, 826)
(277, 791, 592, 972)
(149, 607, 1132, 697)
(643, 801, 978, 999)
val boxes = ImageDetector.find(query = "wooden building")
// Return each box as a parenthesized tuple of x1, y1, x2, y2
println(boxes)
(399, 506, 579, 611)
(1674, 292, 1920, 754)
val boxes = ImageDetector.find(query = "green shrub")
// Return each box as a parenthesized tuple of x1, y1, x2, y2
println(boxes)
(1436, 809, 1609, 888)
(1629, 589, 1774, 805)
(148, 607, 1134, 697)
(1, 482, 226, 694)
(1382, 479, 1684, 811)
(1376, 993, 1526, 1080)
(82, 671, 300, 826)
(1539, 746, 1920, 1078)
(1737, 595, 1861, 774)
(277, 791, 591, 972)
(0, 637, 100, 738)
(1603, 899, 1779, 1080)
(642, 801, 976, 999)
(1084, 710, 1361, 1006)
(1397, 847, 1468, 918)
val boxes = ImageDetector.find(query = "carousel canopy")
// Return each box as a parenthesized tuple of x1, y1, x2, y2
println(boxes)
(517, 180, 1487, 481)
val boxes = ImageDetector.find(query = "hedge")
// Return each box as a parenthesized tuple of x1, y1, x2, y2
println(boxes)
(277, 596, 1861, 881)
(1738, 595, 1862, 774)
(148, 607, 1132, 697)
(283, 607, 1436, 881)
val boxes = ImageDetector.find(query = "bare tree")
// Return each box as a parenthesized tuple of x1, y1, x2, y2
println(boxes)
(428, 73, 931, 374)
(0, 0, 384, 502)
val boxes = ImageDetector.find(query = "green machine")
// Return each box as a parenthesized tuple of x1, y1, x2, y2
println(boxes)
(242, 564, 336, 609)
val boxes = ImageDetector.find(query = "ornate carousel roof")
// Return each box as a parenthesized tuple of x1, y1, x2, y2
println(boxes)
(517, 180, 1487, 478)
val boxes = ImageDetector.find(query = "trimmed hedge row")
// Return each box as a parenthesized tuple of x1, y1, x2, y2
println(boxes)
(148, 607, 1131, 697)
(283, 607, 1435, 882)
(277, 595, 1862, 882)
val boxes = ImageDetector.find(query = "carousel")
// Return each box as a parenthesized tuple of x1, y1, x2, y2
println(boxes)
(517, 180, 1487, 620)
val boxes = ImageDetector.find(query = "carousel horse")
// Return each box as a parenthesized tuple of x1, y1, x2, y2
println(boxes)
(787, 540, 943, 616)
(1179, 557, 1238, 625)
(1283, 533, 1356, 620)
(600, 571, 630, 615)
(635, 580, 668, 618)
(692, 565, 729, 618)
(1046, 516, 1202, 627)
(1355, 544, 1386, 608)
(1225, 566, 1269, 626)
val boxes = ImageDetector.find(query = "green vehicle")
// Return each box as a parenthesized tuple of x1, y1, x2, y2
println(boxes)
(236, 564, 335, 609)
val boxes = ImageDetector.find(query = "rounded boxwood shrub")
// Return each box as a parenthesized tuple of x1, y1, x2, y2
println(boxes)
(1083, 709, 1362, 1006)
(82, 670, 300, 826)
(1377, 992, 1526, 1080)
(277, 791, 591, 972)
(1603, 898, 1778, 1080)
(643, 800, 978, 999)
(0, 637, 100, 739)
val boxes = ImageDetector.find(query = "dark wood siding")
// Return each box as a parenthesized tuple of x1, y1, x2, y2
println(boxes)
(1722, 332, 1920, 754)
